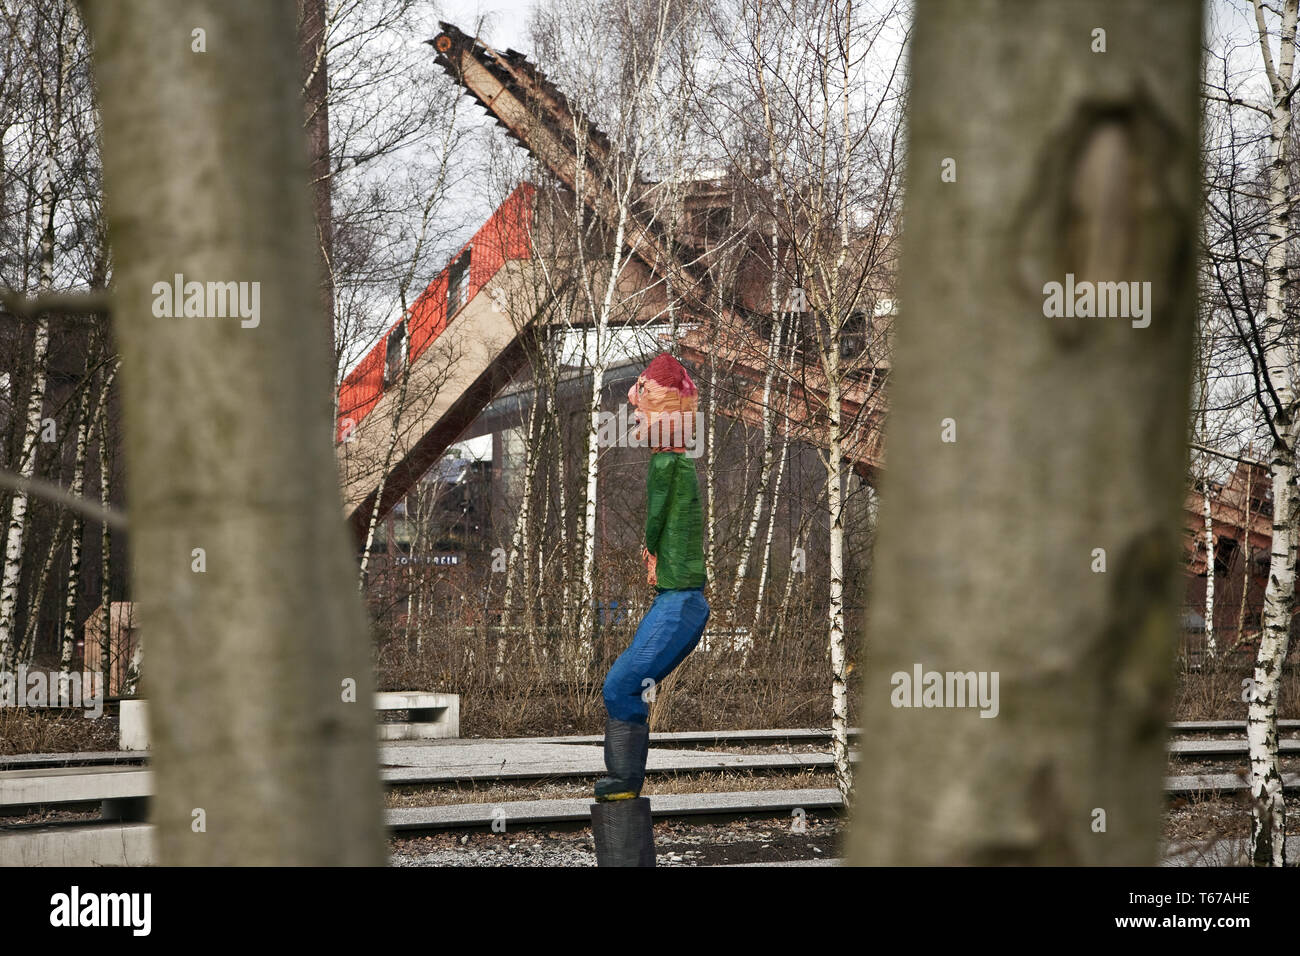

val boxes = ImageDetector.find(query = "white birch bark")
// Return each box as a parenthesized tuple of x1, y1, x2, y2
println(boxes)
(577, 314, 612, 668)
(1202, 483, 1216, 659)
(752, 435, 788, 633)
(1247, 0, 1299, 868)
(705, 315, 718, 587)
(0, 180, 53, 671)
(0, 0, 80, 672)
(571, 6, 671, 667)
(499, 398, 541, 674)
(18, 515, 69, 664)
(357, 356, 410, 590)
(97, 362, 113, 682)
(730, 295, 785, 615)
(59, 363, 114, 675)
(825, 358, 850, 799)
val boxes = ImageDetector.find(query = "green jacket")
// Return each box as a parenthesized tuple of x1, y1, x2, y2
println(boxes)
(645, 451, 707, 591)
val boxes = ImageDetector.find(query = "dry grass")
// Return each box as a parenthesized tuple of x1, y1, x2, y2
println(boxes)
(372, 565, 860, 738)
(1171, 653, 1300, 720)
(0, 708, 117, 755)
(3, 611, 1294, 756)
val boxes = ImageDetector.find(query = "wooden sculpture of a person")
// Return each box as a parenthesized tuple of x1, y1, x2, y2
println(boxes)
(595, 353, 711, 802)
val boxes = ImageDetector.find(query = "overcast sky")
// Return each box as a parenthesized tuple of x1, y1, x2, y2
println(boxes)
(437, 0, 536, 52)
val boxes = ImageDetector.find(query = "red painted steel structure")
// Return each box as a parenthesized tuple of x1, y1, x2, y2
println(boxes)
(336, 182, 535, 441)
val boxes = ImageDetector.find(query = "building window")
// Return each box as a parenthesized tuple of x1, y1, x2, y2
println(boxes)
(385, 320, 407, 387)
(447, 249, 471, 316)
(840, 312, 866, 358)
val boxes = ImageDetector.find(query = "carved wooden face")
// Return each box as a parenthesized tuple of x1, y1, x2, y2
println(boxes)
(629, 372, 696, 449)
(628, 377, 645, 414)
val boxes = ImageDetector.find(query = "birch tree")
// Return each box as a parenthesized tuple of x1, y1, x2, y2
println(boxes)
(326, 1, 477, 390)
(0, 0, 81, 670)
(57, 352, 113, 676)
(356, 185, 450, 590)
(729, 245, 786, 617)
(96, 347, 113, 680)
(1238, 0, 1298, 867)
(850, 0, 1202, 864)
(1200, 0, 1300, 866)
(707, 0, 904, 799)
(529, 0, 696, 660)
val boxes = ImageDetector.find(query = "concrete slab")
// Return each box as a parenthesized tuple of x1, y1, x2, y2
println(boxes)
(1169, 720, 1300, 732)
(381, 741, 837, 783)
(0, 744, 837, 810)
(520, 728, 863, 745)
(119, 699, 148, 751)
(375, 692, 459, 740)
(1169, 739, 1300, 757)
(10, 737, 1292, 813)
(120, 693, 460, 750)
(375, 692, 456, 710)
(0, 822, 154, 867)
(1165, 772, 1300, 794)
(11, 774, 1296, 867)
(0, 767, 151, 807)
(17, 720, 1296, 771)
(378, 721, 459, 741)
(0, 752, 147, 771)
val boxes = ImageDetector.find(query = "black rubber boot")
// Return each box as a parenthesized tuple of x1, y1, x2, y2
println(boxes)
(592, 797, 655, 866)
(594, 717, 650, 801)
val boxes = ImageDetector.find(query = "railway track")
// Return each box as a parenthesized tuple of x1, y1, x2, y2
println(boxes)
(3, 722, 1293, 797)
(4, 720, 1296, 771)
(3, 721, 1293, 865)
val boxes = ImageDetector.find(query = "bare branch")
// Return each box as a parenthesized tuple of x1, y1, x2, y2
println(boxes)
(0, 468, 126, 529)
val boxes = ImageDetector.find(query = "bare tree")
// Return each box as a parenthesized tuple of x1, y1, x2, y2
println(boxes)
(0, 0, 82, 670)
(705, 0, 904, 798)
(1200, 0, 1300, 866)
(528, 0, 703, 661)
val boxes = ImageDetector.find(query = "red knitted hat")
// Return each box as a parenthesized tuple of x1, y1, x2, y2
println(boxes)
(642, 353, 698, 397)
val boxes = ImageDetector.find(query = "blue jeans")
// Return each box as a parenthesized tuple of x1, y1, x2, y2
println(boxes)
(603, 588, 710, 724)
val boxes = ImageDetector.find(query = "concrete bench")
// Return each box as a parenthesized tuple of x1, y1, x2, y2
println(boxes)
(375, 692, 459, 741)
(119, 691, 459, 750)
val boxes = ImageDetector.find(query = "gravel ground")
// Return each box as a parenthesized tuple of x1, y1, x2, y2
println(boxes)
(389, 812, 843, 866)
(385, 769, 835, 808)
(1164, 755, 1300, 776)
(1, 786, 1277, 866)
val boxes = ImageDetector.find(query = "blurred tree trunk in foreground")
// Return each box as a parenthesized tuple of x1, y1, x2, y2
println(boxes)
(82, 0, 385, 864)
(850, 0, 1202, 864)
